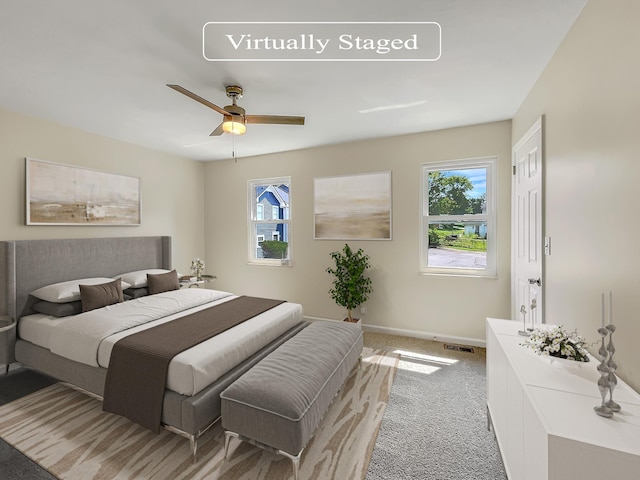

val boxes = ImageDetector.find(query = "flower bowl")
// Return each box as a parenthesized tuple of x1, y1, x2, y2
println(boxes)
(520, 325, 591, 363)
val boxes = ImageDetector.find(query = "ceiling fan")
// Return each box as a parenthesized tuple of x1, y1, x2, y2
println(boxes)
(167, 84, 305, 136)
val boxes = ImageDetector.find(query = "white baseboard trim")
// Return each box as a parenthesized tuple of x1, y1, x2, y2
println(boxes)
(303, 315, 486, 348)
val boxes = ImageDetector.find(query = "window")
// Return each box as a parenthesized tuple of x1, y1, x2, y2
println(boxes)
(420, 157, 496, 276)
(248, 177, 291, 265)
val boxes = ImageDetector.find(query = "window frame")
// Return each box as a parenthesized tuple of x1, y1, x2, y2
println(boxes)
(420, 157, 497, 277)
(248, 176, 292, 266)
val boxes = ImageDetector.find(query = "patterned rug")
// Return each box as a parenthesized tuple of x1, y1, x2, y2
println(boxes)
(0, 348, 397, 480)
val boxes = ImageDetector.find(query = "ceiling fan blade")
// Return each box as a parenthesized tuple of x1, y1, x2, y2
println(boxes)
(210, 122, 225, 136)
(167, 84, 230, 116)
(245, 115, 305, 126)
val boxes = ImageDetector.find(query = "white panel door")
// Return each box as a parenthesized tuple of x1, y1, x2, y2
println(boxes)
(512, 118, 543, 326)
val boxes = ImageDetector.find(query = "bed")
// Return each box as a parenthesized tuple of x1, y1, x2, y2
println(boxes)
(3, 236, 307, 456)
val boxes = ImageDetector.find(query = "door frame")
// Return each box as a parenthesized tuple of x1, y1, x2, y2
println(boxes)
(511, 116, 544, 321)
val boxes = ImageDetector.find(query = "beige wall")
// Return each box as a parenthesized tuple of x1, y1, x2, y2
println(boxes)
(513, 0, 640, 390)
(0, 107, 206, 315)
(205, 120, 512, 343)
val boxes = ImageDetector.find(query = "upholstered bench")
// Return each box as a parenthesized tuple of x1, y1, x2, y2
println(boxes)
(220, 320, 363, 479)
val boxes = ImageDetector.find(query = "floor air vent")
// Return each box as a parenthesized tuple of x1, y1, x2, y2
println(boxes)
(443, 343, 475, 353)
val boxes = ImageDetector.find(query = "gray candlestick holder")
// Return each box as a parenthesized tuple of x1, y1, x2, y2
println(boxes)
(518, 304, 530, 337)
(594, 327, 613, 418)
(605, 324, 621, 412)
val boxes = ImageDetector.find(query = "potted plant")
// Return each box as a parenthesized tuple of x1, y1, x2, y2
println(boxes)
(190, 257, 205, 280)
(326, 244, 373, 323)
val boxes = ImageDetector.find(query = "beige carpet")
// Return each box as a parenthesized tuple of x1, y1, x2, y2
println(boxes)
(0, 348, 397, 480)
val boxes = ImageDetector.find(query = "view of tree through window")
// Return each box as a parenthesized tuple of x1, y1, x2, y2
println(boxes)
(248, 177, 291, 264)
(428, 171, 486, 215)
(421, 159, 496, 276)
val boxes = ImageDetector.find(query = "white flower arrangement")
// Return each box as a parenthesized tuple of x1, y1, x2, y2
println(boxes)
(190, 257, 205, 278)
(521, 325, 590, 362)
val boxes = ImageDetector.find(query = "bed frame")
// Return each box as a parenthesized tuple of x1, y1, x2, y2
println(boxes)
(3, 236, 307, 457)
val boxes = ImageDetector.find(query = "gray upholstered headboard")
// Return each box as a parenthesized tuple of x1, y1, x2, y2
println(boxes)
(4, 236, 171, 321)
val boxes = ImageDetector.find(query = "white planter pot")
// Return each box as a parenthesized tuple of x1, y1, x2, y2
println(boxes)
(343, 318, 362, 329)
(546, 355, 590, 370)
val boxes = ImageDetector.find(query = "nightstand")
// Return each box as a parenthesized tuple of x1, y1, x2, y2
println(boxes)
(180, 274, 217, 288)
(0, 316, 16, 374)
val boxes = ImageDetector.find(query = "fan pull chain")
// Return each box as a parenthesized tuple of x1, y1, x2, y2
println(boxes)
(232, 131, 237, 162)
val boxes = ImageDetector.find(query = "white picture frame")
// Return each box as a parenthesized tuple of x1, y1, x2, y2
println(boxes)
(314, 171, 392, 240)
(26, 158, 141, 226)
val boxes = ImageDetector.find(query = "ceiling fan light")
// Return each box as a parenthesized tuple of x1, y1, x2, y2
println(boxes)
(222, 117, 246, 135)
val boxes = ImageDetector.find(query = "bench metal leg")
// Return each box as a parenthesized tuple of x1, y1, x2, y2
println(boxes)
(278, 448, 302, 480)
(224, 431, 238, 458)
(224, 430, 302, 480)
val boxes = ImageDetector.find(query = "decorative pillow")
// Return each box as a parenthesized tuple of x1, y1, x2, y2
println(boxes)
(147, 270, 180, 295)
(31, 277, 131, 303)
(123, 287, 149, 299)
(32, 300, 83, 317)
(79, 278, 124, 312)
(119, 269, 172, 288)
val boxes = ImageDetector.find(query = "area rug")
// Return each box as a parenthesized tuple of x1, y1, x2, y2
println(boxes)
(0, 348, 397, 480)
(365, 342, 506, 479)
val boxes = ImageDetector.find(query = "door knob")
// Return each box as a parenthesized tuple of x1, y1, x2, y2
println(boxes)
(528, 277, 541, 286)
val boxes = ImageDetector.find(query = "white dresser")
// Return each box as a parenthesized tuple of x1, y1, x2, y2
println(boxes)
(486, 318, 640, 480)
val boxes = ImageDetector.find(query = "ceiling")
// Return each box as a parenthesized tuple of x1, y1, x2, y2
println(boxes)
(0, 0, 586, 161)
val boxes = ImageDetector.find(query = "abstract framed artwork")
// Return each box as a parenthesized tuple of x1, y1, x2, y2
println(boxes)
(314, 171, 392, 240)
(26, 158, 141, 226)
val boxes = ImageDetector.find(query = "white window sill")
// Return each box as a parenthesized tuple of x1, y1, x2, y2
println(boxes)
(248, 260, 293, 267)
(419, 271, 497, 279)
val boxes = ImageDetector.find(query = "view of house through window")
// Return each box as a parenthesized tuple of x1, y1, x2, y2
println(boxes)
(421, 158, 496, 276)
(248, 177, 291, 264)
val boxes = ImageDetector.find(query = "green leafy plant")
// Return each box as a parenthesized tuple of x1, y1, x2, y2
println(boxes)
(326, 244, 373, 322)
(260, 240, 288, 259)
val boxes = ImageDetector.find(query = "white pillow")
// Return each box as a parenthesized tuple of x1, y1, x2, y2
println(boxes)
(31, 278, 131, 303)
(118, 269, 172, 288)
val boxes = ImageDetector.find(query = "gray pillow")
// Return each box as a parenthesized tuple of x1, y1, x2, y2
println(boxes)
(80, 278, 124, 313)
(123, 287, 149, 299)
(147, 270, 179, 295)
(33, 300, 83, 317)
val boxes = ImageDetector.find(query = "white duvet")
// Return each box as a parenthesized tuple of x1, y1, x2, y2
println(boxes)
(19, 288, 304, 396)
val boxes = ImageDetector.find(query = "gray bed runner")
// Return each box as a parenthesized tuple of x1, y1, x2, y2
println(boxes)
(102, 296, 284, 432)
